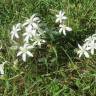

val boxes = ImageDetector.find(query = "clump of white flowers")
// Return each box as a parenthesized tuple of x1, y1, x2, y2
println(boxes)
(55, 11, 72, 35)
(11, 14, 45, 62)
(10, 11, 73, 62)
(77, 33, 96, 58)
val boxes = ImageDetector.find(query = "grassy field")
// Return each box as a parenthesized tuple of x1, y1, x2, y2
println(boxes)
(0, 0, 96, 95)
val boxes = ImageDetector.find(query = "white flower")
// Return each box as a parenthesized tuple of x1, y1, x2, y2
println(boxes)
(23, 14, 40, 29)
(32, 34, 45, 47)
(23, 25, 37, 43)
(87, 41, 96, 55)
(11, 23, 21, 40)
(77, 44, 89, 58)
(56, 11, 67, 23)
(17, 44, 33, 62)
(59, 24, 72, 35)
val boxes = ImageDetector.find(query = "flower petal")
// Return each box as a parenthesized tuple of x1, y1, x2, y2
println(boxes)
(62, 16, 67, 20)
(59, 28, 63, 33)
(66, 27, 72, 31)
(63, 29, 66, 35)
(27, 51, 33, 57)
(78, 44, 82, 50)
(17, 51, 22, 56)
(22, 53, 26, 62)
(79, 53, 82, 58)
(91, 49, 94, 55)
(84, 51, 89, 58)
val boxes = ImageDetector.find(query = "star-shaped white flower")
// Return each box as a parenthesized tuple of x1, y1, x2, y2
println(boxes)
(77, 44, 89, 58)
(56, 11, 67, 23)
(23, 25, 37, 43)
(59, 24, 72, 35)
(23, 14, 40, 29)
(17, 44, 33, 62)
(87, 41, 96, 55)
(11, 23, 21, 40)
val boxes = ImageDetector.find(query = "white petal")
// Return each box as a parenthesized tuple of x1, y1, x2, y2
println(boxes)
(78, 44, 82, 50)
(59, 24, 63, 27)
(16, 28, 21, 32)
(0, 64, 4, 75)
(38, 42, 41, 46)
(56, 15, 59, 18)
(59, 28, 63, 33)
(79, 53, 82, 58)
(15, 33, 19, 38)
(30, 14, 36, 19)
(24, 36, 30, 43)
(27, 51, 33, 57)
(33, 17, 40, 22)
(11, 34, 14, 40)
(63, 30, 66, 35)
(23, 21, 29, 26)
(59, 19, 62, 23)
(55, 18, 59, 23)
(66, 27, 72, 31)
(23, 32, 27, 36)
(59, 11, 63, 16)
(42, 40, 46, 43)
(22, 53, 26, 62)
(84, 51, 89, 58)
(27, 45, 34, 49)
(91, 49, 94, 55)
(17, 51, 22, 56)
(0, 69, 4, 75)
(13, 26, 15, 30)
(62, 16, 67, 20)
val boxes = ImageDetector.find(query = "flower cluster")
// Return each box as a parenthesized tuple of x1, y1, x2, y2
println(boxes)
(77, 33, 96, 58)
(55, 11, 72, 35)
(10, 11, 73, 62)
(11, 14, 45, 62)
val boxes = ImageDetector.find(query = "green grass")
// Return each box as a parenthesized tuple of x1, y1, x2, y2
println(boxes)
(0, 0, 96, 95)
